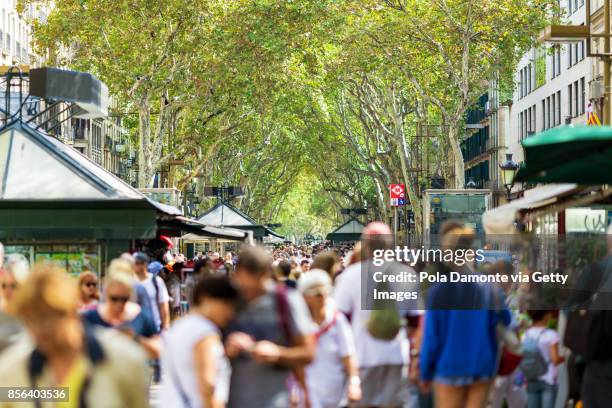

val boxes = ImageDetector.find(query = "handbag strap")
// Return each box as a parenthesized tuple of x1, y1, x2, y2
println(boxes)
(315, 312, 338, 341)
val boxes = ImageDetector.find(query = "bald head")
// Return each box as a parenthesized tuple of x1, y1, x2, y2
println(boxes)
(361, 222, 393, 259)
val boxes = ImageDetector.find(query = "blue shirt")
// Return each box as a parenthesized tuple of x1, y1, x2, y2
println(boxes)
(420, 281, 510, 381)
(82, 308, 158, 338)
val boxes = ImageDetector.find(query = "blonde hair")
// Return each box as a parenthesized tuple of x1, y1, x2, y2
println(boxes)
(8, 263, 79, 319)
(77, 271, 99, 302)
(104, 270, 134, 293)
(107, 258, 135, 277)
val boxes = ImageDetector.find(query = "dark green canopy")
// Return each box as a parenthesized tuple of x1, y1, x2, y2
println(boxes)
(515, 125, 612, 184)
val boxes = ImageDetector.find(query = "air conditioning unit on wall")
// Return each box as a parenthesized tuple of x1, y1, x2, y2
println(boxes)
(590, 80, 604, 100)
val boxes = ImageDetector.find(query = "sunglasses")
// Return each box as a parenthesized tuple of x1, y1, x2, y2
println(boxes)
(84, 282, 98, 288)
(108, 295, 130, 304)
(1, 283, 17, 290)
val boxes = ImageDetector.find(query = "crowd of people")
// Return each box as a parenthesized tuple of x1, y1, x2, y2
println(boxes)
(0, 221, 610, 408)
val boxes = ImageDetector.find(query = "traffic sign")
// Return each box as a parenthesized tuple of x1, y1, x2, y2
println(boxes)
(389, 184, 406, 206)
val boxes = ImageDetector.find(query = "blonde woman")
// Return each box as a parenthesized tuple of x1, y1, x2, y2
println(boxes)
(0, 264, 150, 407)
(82, 269, 161, 359)
(0, 253, 30, 352)
(77, 270, 99, 312)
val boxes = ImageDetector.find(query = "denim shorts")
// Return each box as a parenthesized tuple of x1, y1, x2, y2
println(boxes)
(434, 375, 492, 386)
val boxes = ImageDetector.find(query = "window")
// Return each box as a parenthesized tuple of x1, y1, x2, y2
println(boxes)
(531, 105, 537, 132)
(519, 111, 524, 140)
(568, 84, 573, 117)
(542, 99, 546, 130)
(552, 94, 556, 127)
(574, 80, 579, 116)
(551, 46, 562, 78)
(527, 108, 532, 137)
(580, 77, 586, 114)
(556, 91, 562, 125)
(528, 64, 533, 92)
(569, 40, 586, 68)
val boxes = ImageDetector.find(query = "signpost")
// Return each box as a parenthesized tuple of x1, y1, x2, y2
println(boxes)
(389, 184, 406, 244)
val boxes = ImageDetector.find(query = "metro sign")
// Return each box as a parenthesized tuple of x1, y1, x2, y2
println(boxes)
(389, 183, 406, 206)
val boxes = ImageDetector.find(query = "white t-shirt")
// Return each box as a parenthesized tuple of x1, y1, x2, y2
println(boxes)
(141, 274, 170, 330)
(523, 326, 560, 385)
(334, 260, 420, 368)
(306, 309, 355, 408)
(160, 314, 231, 407)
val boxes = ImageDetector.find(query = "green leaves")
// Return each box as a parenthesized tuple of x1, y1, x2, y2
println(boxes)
(22, 0, 556, 232)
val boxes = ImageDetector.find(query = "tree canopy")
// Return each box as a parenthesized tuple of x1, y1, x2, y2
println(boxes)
(22, 0, 555, 240)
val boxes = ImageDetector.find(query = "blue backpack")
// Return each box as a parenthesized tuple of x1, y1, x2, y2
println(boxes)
(520, 329, 548, 380)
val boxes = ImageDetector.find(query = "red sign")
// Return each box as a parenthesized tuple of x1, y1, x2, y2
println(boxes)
(389, 184, 406, 206)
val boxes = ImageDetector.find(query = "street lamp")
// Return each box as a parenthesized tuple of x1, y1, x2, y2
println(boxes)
(499, 153, 519, 201)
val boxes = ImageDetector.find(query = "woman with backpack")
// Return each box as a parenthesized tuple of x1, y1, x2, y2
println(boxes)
(521, 310, 565, 408)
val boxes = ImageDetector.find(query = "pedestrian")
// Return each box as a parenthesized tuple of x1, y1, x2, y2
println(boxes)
(160, 274, 240, 408)
(277, 259, 297, 289)
(419, 223, 511, 408)
(77, 270, 99, 312)
(311, 250, 342, 281)
(0, 254, 30, 353)
(334, 222, 420, 408)
(298, 269, 361, 408)
(289, 257, 301, 280)
(134, 252, 171, 332)
(0, 254, 29, 311)
(225, 245, 315, 408)
(114, 256, 156, 325)
(82, 269, 161, 359)
(299, 259, 311, 275)
(521, 310, 565, 408)
(0, 263, 150, 407)
(346, 241, 362, 268)
(564, 223, 612, 408)
(224, 252, 234, 274)
(211, 252, 224, 271)
(488, 261, 527, 408)
(158, 261, 182, 320)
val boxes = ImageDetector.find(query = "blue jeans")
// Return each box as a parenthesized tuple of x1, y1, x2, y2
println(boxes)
(526, 380, 557, 408)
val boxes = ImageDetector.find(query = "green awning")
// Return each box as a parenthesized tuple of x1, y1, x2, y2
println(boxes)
(515, 125, 612, 184)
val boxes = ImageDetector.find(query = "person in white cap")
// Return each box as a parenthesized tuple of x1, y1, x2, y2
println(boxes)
(298, 269, 361, 408)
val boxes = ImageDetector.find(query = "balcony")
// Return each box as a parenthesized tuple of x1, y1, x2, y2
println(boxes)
(465, 93, 489, 128)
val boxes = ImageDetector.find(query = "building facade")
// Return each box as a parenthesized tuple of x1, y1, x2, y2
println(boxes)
(462, 80, 511, 205)
(509, 0, 591, 178)
(0, 1, 136, 185)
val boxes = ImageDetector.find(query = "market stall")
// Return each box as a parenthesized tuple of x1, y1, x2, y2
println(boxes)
(197, 202, 279, 241)
(326, 218, 365, 243)
(0, 120, 247, 275)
